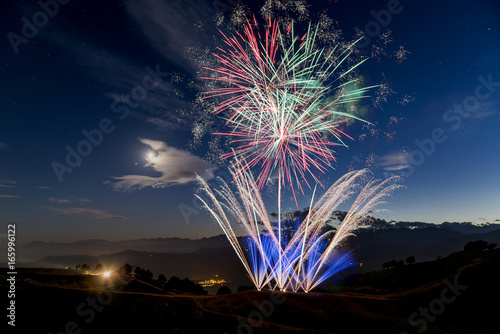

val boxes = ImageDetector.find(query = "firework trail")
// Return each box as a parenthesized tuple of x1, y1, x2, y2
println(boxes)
(196, 167, 402, 292)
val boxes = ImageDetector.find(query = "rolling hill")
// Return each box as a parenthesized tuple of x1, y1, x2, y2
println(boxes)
(2, 248, 498, 333)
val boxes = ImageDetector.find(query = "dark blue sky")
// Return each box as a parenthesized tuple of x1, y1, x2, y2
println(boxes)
(1, 0, 499, 243)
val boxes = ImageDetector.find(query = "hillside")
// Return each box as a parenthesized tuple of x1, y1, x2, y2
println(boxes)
(1, 248, 498, 333)
(15, 247, 251, 290)
(351, 227, 500, 271)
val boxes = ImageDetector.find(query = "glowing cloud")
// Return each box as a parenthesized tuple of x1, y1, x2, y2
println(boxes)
(106, 138, 216, 191)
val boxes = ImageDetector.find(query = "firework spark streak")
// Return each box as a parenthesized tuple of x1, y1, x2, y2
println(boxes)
(202, 18, 376, 193)
(196, 167, 402, 292)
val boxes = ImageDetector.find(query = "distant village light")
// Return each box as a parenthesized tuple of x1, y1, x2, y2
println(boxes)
(198, 276, 228, 287)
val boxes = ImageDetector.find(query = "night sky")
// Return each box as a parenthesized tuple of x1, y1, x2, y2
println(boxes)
(1, 0, 499, 243)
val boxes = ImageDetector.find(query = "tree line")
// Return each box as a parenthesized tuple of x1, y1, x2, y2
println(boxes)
(73, 262, 206, 294)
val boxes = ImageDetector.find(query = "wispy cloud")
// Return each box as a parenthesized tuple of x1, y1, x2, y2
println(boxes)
(0, 180, 16, 193)
(0, 180, 18, 198)
(0, 142, 8, 150)
(0, 195, 19, 199)
(124, 0, 215, 72)
(47, 196, 90, 204)
(42, 29, 188, 131)
(37, 186, 51, 190)
(146, 117, 178, 131)
(48, 197, 71, 204)
(442, 98, 499, 137)
(378, 152, 411, 171)
(47, 207, 126, 219)
(468, 100, 498, 120)
(105, 138, 216, 191)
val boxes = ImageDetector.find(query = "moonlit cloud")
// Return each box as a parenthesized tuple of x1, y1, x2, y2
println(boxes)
(47, 207, 126, 219)
(0, 142, 8, 150)
(105, 138, 216, 191)
(0, 195, 19, 199)
(378, 152, 411, 171)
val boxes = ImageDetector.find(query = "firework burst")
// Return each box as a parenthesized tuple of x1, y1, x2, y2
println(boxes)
(202, 18, 376, 193)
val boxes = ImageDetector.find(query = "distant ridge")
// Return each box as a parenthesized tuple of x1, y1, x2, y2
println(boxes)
(9, 221, 500, 262)
(2, 226, 499, 288)
(7, 234, 230, 262)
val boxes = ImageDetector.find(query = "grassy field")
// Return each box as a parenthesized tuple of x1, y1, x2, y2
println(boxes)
(2, 249, 499, 333)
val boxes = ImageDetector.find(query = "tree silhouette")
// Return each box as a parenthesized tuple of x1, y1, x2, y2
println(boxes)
(80, 264, 91, 273)
(165, 276, 206, 295)
(158, 274, 167, 282)
(134, 267, 154, 280)
(464, 240, 489, 252)
(405, 256, 416, 265)
(95, 263, 104, 273)
(144, 269, 153, 280)
(118, 263, 133, 276)
(217, 286, 232, 295)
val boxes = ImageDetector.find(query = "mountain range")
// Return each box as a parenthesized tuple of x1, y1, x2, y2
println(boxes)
(2, 221, 499, 288)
